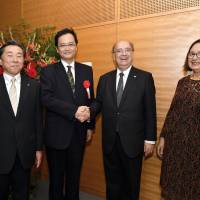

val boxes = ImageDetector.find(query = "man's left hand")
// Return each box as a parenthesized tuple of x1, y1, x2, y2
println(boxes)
(144, 143, 155, 158)
(35, 151, 43, 168)
(86, 129, 93, 143)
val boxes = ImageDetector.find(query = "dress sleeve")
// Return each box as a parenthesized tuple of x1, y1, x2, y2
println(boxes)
(160, 80, 181, 138)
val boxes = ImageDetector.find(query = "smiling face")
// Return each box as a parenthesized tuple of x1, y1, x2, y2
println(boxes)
(188, 42, 200, 73)
(56, 33, 77, 63)
(113, 40, 133, 71)
(0, 45, 24, 76)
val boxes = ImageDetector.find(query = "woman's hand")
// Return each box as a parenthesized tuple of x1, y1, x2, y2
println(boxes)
(157, 137, 165, 159)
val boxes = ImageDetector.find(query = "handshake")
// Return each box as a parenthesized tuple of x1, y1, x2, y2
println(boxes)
(75, 106, 90, 123)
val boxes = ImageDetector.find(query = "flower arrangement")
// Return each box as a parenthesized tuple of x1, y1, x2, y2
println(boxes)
(0, 20, 59, 78)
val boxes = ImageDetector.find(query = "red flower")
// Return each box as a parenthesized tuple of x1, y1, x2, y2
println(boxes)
(24, 52, 31, 61)
(28, 43, 35, 50)
(51, 59, 57, 64)
(0, 66, 3, 75)
(37, 61, 47, 68)
(83, 80, 91, 99)
(83, 80, 90, 89)
(26, 61, 37, 78)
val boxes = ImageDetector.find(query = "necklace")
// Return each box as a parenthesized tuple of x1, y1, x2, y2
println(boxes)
(190, 74, 200, 80)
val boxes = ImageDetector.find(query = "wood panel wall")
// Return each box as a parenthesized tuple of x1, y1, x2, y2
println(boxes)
(0, 0, 21, 27)
(1, 1, 200, 199)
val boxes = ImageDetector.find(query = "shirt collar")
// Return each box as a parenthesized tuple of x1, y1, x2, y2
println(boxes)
(3, 72, 21, 84)
(61, 59, 75, 70)
(116, 65, 132, 77)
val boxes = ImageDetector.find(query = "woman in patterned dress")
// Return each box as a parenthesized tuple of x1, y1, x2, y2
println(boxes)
(157, 39, 200, 200)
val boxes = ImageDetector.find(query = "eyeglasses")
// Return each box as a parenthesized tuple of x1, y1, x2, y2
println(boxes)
(188, 51, 200, 59)
(113, 48, 133, 55)
(58, 42, 76, 49)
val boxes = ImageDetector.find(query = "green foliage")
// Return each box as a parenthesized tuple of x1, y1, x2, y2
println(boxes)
(0, 19, 59, 78)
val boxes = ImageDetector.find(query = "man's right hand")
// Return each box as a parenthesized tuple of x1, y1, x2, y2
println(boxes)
(75, 106, 90, 122)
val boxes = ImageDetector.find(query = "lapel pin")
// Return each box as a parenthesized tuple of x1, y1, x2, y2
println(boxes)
(133, 75, 136, 78)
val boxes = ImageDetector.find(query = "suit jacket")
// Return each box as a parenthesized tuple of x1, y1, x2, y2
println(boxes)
(0, 73, 43, 174)
(91, 66, 157, 158)
(40, 61, 94, 149)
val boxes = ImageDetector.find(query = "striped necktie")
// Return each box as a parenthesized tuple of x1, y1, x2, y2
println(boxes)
(67, 66, 75, 93)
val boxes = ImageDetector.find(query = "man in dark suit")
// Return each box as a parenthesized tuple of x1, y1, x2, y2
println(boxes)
(90, 40, 157, 200)
(0, 40, 43, 200)
(40, 28, 94, 200)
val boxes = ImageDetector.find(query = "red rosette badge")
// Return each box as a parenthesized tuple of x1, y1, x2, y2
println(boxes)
(83, 80, 91, 99)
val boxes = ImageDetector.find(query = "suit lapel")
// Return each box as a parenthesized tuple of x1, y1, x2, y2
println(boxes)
(118, 67, 138, 108)
(110, 70, 118, 108)
(74, 62, 81, 97)
(0, 75, 15, 117)
(16, 74, 30, 118)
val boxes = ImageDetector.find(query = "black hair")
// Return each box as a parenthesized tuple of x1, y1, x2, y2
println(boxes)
(54, 28, 78, 47)
(0, 40, 24, 58)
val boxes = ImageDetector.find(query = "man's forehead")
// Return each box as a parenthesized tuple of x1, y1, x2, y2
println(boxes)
(59, 33, 75, 40)
(115, 41, 131, 48)
(4, 45, 23, 52)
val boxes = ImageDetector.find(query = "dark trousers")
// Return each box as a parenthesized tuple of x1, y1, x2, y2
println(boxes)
(0, 155, 31, 200)
(104, 134, 143, 200)
(46, 131, 85, 200)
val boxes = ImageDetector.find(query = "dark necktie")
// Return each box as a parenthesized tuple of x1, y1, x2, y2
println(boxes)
(67, 66, 75, 93)
(116, 72, 124, 107)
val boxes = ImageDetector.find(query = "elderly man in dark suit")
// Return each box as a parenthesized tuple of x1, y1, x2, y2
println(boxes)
(40, 28, 94, 200)
(90, 40, 157, 200)
(0, 40, 43, 200)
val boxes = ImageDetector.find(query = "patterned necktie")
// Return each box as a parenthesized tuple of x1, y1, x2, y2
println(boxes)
(116, 72, 124, 107)
(9, 78, 18, 115)
(67, 66, 75, 93)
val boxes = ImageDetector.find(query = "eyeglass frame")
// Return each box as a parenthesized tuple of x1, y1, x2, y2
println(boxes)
(57, 42, 76, 49)
(188, 51, 200, 59)
(113, 48, 133, 55)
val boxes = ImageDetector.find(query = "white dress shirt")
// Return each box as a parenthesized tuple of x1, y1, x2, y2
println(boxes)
(61, 59, 75, 83)
(116, 66, 132, 90)
(116, 66, 155, 145)
(3, 72, 21, 104)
